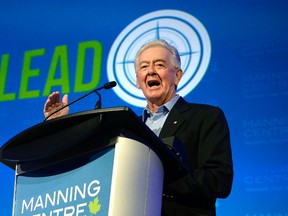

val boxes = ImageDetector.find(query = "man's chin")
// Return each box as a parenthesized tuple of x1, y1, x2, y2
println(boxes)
(146, 94, 165, 105)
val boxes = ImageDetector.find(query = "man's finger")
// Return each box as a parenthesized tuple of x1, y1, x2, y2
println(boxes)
(62, 94, 68, 105)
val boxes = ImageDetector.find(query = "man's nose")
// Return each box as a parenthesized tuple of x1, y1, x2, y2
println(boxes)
(147, 65, 156, 75)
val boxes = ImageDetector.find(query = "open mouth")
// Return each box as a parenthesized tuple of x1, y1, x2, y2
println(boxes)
(147, 80, 160, 87)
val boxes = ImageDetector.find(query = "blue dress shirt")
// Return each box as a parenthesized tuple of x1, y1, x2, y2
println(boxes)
(143, 95, 180, 136)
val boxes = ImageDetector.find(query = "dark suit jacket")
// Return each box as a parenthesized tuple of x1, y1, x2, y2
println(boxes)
(159, 97, 233, 216)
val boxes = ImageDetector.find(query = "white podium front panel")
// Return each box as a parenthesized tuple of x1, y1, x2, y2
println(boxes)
(108, 137, 164, 216)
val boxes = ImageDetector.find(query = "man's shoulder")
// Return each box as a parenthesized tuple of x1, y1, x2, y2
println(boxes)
(175, 97, 222, 113)
(173, 97, 228, 125)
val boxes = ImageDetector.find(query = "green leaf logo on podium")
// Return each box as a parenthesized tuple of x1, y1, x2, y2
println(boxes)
(89, 196, 101, 215)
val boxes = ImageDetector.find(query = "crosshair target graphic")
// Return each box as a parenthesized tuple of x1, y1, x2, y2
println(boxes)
(107, 10, 211, 107)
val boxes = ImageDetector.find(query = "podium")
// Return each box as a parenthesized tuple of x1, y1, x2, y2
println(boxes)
(0, 107, 185, 216)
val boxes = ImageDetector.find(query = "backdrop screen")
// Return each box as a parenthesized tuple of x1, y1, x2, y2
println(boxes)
(1, 0, 287, 215)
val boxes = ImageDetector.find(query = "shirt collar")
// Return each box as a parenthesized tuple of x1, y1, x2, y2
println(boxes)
(142, 94, 180, 122)
(165, 94, 180, 112)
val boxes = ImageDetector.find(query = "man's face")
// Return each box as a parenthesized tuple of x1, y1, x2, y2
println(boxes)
(136, 46, 182, 106)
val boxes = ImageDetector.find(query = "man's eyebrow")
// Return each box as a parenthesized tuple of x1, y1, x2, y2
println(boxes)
(139, 60, 150, 65)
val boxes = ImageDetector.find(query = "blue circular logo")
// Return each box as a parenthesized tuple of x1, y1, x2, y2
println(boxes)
(107, 10, 211, 107)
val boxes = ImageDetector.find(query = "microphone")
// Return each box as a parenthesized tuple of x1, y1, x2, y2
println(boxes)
(94, 81, 116, 109)
(42, 81, 117, 122)
(102, 81, 117, 89)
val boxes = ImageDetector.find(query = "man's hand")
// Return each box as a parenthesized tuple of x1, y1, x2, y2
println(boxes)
(43, 92, 69, 120)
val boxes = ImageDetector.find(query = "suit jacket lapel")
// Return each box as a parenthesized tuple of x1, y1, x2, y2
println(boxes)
(159, 97, 190, 138)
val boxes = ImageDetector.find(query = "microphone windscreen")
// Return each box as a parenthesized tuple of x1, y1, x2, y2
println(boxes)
(104, 81, 117, 89)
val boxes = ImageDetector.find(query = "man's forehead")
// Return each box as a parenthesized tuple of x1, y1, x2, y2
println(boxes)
(141, 46, 169, 55)
(139, 58, 166, 64)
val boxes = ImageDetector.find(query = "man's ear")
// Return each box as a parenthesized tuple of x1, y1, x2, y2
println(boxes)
(136, 74, 141, 88)
(137, 81, 141, 88)
(175, 68, 183, 86)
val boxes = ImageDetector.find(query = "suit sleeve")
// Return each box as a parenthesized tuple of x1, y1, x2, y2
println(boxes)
(163, 107, 233, 199)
